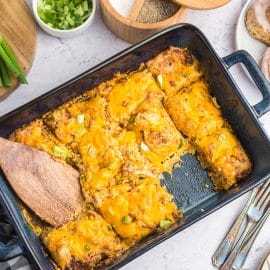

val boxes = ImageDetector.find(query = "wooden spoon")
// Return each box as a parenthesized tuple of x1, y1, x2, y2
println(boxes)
(0, 137, 82, 227)
(171, 0, 231, 10)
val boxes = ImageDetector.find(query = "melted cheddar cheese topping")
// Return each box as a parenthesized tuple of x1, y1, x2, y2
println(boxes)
(129, 98, 190, 173)
(94, 178, 180, 243)
(164, 81, 224, 139)
(146, 47, 203, 98)
(44, 215, 124, 269)
(105, 69, 162, 123)
(164, 83, 251, 190)
(44, 95, 108, 146)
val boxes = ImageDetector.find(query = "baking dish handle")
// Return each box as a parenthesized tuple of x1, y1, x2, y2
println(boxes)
(0, 240, 23, 261)
(222, 50, 270, 117)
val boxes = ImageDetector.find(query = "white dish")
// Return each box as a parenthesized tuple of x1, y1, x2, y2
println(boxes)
(235, 0, 267, 72)
(32, 0, 96, 38)
(259, 252, 270, 270)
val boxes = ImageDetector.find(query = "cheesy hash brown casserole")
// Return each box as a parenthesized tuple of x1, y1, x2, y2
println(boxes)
(12, 47, 252, 269)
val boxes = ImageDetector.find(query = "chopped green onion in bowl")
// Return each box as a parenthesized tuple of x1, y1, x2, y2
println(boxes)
(37, 0, 92, 30)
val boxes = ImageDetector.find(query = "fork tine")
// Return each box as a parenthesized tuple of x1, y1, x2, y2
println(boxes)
(253, 181, 270, 207)
(211, 186, 260, 268)
(256, 182, 270, 211)
(231, 206, 270, 270)
(260, 195, 270, 213)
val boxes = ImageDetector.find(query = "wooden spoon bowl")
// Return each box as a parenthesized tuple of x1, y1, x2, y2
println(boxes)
(0, 137, 82, 227)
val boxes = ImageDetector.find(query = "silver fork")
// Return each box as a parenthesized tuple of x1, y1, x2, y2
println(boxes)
(232, 205, 270, 270)
(212, 186, 259, 268)
(220, 180, 270, 270)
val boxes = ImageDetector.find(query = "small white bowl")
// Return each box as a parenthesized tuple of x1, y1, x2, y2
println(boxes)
(32, 0, 96, 38)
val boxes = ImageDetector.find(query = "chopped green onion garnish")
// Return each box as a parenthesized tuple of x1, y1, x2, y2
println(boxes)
(38, 0, 92, 30)
(218, 134, 227, 141)
(122, 215, 132, 224)
(156, 74, 163, 89)
(116, 179, 123, 185)
(160, 219, 171, 229)
(178, 138, 184, 149)
(52, 145, 70, 157)
(80, 174, 86, 182)
(77, 114, 85, 124)
(84, 243, 91, 251)
(140, 141, 149, 152)
(107, 224, 113, 231)
(128, 115, 135, 124)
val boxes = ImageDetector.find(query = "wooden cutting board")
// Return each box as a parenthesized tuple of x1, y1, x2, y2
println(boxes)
(172, 0, 231, 10)
(0, 0, 37, 100)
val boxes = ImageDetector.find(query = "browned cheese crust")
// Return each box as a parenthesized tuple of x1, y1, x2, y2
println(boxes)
(246, 5, 270, 46)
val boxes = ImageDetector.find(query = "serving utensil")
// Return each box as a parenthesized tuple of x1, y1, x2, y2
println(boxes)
(220, 180, 270, 270)
(232, 205, 270, 270)
(0, 137, 82, 227)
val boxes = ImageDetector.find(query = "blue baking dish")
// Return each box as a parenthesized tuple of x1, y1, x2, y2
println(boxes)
(0, 24, 270, 269)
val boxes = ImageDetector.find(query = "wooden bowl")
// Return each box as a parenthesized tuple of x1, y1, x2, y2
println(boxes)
(100, 0, 187, 43)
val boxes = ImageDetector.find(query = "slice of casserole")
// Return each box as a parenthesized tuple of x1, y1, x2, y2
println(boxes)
(164, 81, 224, 139)
(93, 177, 181, 244)
(103, 69, 162, 124)
(11, 119, 82, 170)
(128, 98, 191, 173)
(44, 213, 125, 270)
(165, 80, 252, 190)
(146, 46, 203, 98)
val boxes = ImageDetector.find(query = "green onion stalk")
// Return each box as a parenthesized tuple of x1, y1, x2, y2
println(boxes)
(0, 34, 28, 86)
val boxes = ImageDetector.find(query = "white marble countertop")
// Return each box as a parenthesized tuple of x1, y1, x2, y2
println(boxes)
(1, 0, 269, 269)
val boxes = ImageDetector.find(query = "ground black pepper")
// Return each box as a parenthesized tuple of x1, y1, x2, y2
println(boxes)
(137, 0, 180, 23)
